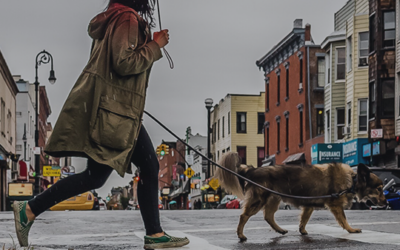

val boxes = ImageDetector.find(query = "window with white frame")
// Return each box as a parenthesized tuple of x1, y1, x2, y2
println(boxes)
(336, 108, 345, 140)
(317, 57, 325, 87)
(326, 51, 331, 85)
(359, 99, 368, 132)
(359, 32, 369, 66)
(336, 48, 346, 81)
(347, 36, 352, 72)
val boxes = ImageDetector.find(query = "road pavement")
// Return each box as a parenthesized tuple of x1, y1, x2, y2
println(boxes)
(1, 209, 400, 249)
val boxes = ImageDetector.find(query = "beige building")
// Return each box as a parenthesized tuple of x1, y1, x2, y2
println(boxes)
(0, 50, 19, 211)
(209, 92, 265, 176)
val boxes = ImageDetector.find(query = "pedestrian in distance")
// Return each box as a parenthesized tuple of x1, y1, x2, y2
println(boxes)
(12, 0, 190, 249)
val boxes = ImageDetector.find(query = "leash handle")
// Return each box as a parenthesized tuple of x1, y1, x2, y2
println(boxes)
(157, 0, 174, 69)
(144, 110, 346, 200)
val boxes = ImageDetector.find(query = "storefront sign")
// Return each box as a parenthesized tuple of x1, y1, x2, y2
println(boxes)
(372, 141, 381, 155)
(363, 144, 371, 157)
(43, 166, 61, 177)
(311, 143, 342, 164)
(342, 139, 369, 166)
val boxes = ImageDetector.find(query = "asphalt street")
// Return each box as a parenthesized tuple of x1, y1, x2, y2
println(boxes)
(1, 209, 400, 250)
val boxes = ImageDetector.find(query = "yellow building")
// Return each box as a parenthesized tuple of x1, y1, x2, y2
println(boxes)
(209, 92, 265, 176)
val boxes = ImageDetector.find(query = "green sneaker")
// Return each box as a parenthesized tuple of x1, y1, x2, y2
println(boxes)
(13, 201, 34, 247)
(144, 232, 190, 249)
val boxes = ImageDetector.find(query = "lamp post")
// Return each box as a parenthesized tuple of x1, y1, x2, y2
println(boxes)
(204, 98, 213, 179)
(22, 123, 27, 161)
(34, 50, 56, 195)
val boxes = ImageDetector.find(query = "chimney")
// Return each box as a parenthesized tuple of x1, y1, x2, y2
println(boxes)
(293, 19, 303, 29)
(305, 23, 311, 42)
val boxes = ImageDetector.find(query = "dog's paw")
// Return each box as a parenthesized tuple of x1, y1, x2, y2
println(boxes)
(277, 229, 288, 235)
(300, 230, 308, 235)
(347, 228, 362, 233)
(238, 235, 247, 242)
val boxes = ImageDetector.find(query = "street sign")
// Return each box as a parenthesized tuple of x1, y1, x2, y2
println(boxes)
(184, 167, 195, 178)
(186, 155, 194, 165)
(106, 196, 111, 202)
(43, 166, 61, 177)
(209, 178, 220, 190)
(371, 129, 383, 139)
(33, 147, 41, 155)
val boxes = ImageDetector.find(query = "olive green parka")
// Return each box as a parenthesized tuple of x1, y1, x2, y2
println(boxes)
(45, 4, 162, 177)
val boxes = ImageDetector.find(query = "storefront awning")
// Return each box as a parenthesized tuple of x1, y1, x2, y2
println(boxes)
(282, 153, 305, 164)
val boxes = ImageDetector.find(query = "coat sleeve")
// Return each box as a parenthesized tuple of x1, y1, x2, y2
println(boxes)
(111, 13, 162, 76)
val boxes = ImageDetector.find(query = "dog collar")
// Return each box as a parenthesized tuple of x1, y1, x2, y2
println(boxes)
(348, 175, 357, 194)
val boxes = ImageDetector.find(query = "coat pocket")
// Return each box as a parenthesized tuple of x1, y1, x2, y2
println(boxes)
(90, 96, 139, 151)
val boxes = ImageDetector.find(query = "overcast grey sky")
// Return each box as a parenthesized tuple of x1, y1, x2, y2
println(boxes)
(0, 0, 348, 198)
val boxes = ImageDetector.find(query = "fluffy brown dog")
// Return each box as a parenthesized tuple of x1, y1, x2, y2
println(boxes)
(215, 152, 387, 241)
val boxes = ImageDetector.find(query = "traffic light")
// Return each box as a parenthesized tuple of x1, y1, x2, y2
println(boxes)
(156, 145, 161, 155)
(164, 145, 169, 155)
(160, 144, 166, 156)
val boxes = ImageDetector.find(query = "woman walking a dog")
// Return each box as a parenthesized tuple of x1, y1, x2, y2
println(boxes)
(13, 0, 189, 249)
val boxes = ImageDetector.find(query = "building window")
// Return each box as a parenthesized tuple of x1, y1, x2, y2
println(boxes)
(347, 36, 352, 71)
(277, 70, 281, 105)
(257, 112, 265, 134)
(276, 116, 281, 154)
(317, 57, 325, 87)
(284, 111, 289, 151)
(299, 58, 303, 84)
(326, 110, 330, 143)
(384, 11, 396, 48)
(285, 62, 290, 100)
(370, 81, 376, 117)
(228, 112, 230, 134)
(213, 123, 216, 143)
(317, 109, 324, 136)
(382, 79, 395, 117)
(336, 108, 345, 140)
(370, 14, 375, 52)
(222, 117, 225, 138)
(359, 99, 368, 132)
(359, 32, 369, 66)
(326, 51, 331, 84)
(336, 48, 346, 81)
(298, 104, 304, 146)
(237, 146, 246, 165)
(16, 145, 22, 151)
(265, 77, 270, 112)
(266, 124, 270, 157)
(7, 111, 11, 139)
(236, 112, 247, 133)
(218, 119, 220, 140)
(347, 102, 352, 127)
(0, 99, 5, 136)
(257, 147, 265, 168)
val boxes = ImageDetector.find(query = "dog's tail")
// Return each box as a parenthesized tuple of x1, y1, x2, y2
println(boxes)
(215, 152, 244, 199)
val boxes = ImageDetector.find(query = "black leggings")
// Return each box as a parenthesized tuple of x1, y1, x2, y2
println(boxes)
(28, 126, 163, 235)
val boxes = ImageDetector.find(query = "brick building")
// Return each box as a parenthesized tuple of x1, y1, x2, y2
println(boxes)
(256, 19, 325, 165)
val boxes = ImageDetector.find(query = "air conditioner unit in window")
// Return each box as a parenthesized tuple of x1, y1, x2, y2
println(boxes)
(359, 57, 368, 66)
(342, 126, 351, 135)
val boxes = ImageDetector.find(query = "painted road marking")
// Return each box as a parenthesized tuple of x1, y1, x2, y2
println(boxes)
(135, 231, 230, 250)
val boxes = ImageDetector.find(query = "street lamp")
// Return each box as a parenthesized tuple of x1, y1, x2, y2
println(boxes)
(22, 123, 27, 161)
(204, 98, 213, 179)
(34, 50, 56, 195)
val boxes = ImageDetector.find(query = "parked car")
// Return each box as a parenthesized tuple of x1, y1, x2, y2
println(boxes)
(226, 198, 241, 209)
(92, 197, 100, 210)
(99, 199, 107, 210)
(50, 191, 95, 211)
(217, 195, 237, 209)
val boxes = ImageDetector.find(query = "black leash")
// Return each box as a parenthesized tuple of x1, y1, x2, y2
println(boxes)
(144, 110, 353, 200)
(156, 0, 174, 69)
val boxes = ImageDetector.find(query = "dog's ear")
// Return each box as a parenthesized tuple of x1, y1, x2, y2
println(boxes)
(357, 163, 371, 184)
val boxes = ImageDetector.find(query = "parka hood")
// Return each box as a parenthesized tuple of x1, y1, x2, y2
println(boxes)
(88, 4, 137, 40)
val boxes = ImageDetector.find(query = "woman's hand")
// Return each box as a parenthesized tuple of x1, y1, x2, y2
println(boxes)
(153, 29, 169, 48)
